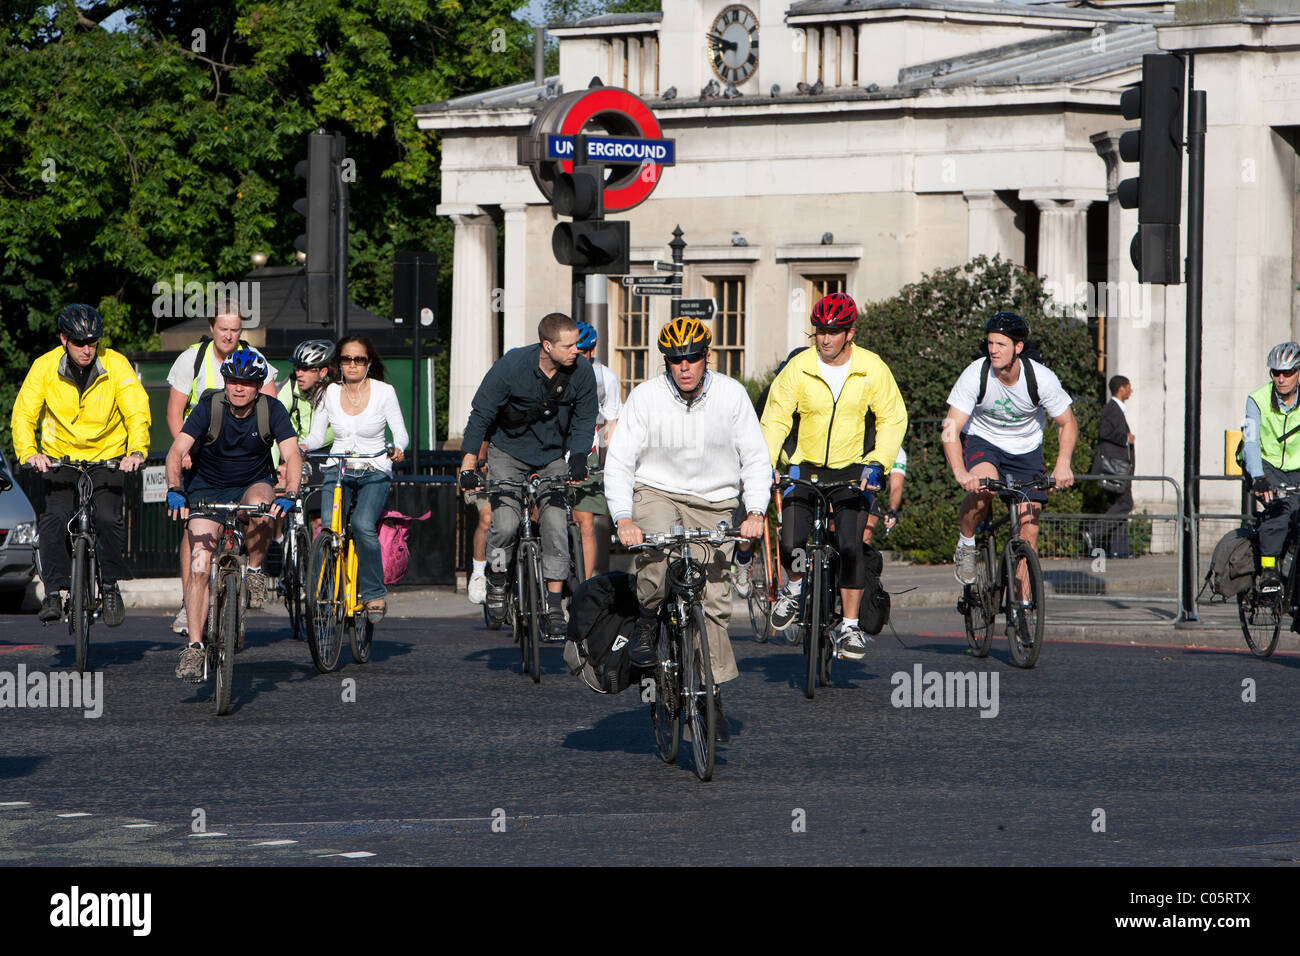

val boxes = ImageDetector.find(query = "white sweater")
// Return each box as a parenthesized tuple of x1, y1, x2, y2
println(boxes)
(605, 371, 772, 521)
(305, 380, 410, 475)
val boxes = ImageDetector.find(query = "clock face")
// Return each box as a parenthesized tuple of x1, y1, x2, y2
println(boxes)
(707, 5, 759, 85)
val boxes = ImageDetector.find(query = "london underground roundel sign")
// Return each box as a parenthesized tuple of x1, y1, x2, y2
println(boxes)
(519, 86, 673, 213)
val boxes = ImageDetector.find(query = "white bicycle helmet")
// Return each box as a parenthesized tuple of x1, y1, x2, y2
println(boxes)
(1267, 341, 1300, 372)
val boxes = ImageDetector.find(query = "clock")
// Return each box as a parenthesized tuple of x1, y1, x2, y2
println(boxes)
(707, 5, 759, 86)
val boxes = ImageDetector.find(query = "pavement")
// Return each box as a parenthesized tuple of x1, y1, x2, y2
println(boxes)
(72, 551, 1282, 654)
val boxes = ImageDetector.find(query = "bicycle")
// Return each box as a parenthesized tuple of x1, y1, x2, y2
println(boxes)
(41, 459, 120, 673)
(744, 490, 782, 645)
(778, 476, 867, 700)
(275, 461, 319, 642)
(306, 449, 392, 673)
(1236, 481, 1300, 658)
(631, 523, 747, 782)
(185, 500, 272, 715)
(956, 475, 1055, 668)
(482, 473, 585, 684)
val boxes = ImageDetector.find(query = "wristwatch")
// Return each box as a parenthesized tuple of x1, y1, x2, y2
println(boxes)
(746, 510, 765, 519)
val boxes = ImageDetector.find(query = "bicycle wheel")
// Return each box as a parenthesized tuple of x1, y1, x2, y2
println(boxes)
(683, 604, 716, 782)
(1237, 588, 1281, 658)
(650, 619, 680, 764)
(804, 556, 823, 700)
(567, 519, 586, 593)
(283, 527, 310, 641)
(214, 570, 238, 716)
(350, 612, 373, 664)
(70, 537, 91, 673)
(818, 555, 838, 687)
(307, 531, 344, 673)
(1006, 540, 1045, 669)
(747, 547, 772, 643)
(528, 550, 545, 683)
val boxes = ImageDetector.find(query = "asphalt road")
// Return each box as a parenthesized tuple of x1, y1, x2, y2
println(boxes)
(0, 603, 1296, 867)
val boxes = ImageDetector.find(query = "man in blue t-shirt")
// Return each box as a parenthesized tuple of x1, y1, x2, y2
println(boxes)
(164, 349, 302, 681)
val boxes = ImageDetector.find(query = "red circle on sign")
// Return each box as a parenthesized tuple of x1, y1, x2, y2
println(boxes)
(559, 88, 664, 212)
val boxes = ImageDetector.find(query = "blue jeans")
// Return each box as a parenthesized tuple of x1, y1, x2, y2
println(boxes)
(323, 468, 391, 603)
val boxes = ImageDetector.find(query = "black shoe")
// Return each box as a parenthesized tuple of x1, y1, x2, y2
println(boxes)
(546, 606, 568, 640)
(629, 617, 658, 669)
(38, 594, 64, 623)
(102, 583, 125, 628)
(485, 573, 507, 620)
(1259, 569, 1284, 595)
(712, 689, 731, 744)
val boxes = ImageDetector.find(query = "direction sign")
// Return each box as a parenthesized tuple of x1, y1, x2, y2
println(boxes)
(674, 298, 716, 320)
(654, 259, 683, 273)
(621, 274, 679, 287)
(546, 135, 675, 166)
(629, 285, 678, 296)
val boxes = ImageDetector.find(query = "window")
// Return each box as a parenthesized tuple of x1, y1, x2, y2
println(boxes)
(804, 273, 846, 306)
(615, 283, 651, 397)
(708, 276, 746, 379)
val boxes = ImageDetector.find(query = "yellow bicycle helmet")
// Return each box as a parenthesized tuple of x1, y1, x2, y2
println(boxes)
(657, 317, 712, 358)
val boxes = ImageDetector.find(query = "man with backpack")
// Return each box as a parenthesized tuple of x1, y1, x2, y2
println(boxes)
(943, 312, 1076, 585)
(164, 349, 301, 681)
(1241, 341, 1300, 594)
(164, 297, 277, 635)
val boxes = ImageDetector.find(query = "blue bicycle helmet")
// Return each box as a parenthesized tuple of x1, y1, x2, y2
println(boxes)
(219, 347, 269, 383)
(576, 321, 598, 350)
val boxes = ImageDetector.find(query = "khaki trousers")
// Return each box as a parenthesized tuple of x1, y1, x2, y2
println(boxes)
(632, 484, 739, 683)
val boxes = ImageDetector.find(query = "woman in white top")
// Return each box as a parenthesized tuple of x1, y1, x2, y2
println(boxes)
(304, 335, 410, 621)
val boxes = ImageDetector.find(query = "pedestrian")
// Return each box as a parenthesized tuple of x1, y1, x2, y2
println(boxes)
(1094, 375, 1134, 557)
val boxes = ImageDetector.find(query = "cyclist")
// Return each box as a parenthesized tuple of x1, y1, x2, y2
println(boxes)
(863, 448, 906, 545)
(11, 304, 151, 627)
(607, 317, 770, 743)
(571, 320, 622, 579)
(165, 349, 301, 681)
(1242, 341, 1300, 594)
(759, 292, 908, 659)
(278, 338, 334, 537)
(164, 295, 277, 636)
(458, 313, 598, 639)
(944, 312, 1076, 584)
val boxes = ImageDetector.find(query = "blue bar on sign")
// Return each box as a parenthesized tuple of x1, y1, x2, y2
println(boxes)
(547, 135, 676, 166)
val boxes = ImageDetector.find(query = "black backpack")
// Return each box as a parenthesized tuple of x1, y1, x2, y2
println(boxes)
(197, 389, 276, 449)
(563, 572, 643, 694)
(975, 356, 1040, 408)
(859, 545, 891, 635)
(1200, 527, 1256, 602)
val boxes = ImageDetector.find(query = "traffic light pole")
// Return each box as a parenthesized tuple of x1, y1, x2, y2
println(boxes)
(334, 135, 349, 340)
(1180, 77, 1207, 623)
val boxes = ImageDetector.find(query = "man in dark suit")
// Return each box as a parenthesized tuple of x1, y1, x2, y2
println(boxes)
(1095, 375, 1134, 556)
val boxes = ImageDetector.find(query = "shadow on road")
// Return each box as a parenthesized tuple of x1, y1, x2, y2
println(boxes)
(463, 643, 568, 677)
(735, 647, 881, 690)
(0, 755, 46, 780)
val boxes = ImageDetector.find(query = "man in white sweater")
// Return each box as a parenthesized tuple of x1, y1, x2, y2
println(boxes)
(605, 317, 771, 742)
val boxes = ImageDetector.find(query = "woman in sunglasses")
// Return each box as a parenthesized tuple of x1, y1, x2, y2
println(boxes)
(303, 334, 409, 622)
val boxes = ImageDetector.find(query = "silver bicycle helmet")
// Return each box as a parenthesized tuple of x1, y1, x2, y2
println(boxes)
(291, 338, 335, 369)
(1267, 341, 1300, 372)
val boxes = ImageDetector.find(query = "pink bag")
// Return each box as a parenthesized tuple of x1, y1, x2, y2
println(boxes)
(378, 509, 431, 585)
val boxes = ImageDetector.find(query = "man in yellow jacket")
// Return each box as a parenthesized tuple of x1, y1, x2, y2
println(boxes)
(11, 304, 151, 625)
(758, 292, 908, 658)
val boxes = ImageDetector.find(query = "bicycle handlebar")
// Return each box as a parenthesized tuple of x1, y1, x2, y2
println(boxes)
(39, 458, 121, 473)
(978, 475, 1056, 496)
(304, 447, 394, 461)
(184, 501, 273, 523)
(629, 524, 749, 551)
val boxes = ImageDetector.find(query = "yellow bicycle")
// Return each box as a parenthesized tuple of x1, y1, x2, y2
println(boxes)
(306, 449, 390, 672)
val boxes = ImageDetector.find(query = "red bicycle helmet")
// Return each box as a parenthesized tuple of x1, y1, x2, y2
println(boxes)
(810, 292, 858, 330)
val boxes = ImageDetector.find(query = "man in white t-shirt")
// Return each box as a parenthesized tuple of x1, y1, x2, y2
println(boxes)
(943, 312, 1076, 584)
(570, 321, 622, 579)
(163, 298, 277, 633)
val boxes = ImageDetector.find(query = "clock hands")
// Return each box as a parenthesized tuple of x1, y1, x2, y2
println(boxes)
(707, 32, 739, 53)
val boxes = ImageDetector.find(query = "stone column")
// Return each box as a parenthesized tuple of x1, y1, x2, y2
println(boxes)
(964, 190, 1024, 265)
(1034, 199, 1090, 312)
(501, 203, 528, 353)
(442, 207, 498, 445)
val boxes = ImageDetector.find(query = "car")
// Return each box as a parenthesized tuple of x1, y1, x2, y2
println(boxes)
(0, 452, 39, 613)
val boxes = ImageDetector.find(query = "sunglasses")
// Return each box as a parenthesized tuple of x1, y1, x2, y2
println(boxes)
(339, 355, 370, 365)
(1271, 368, 1298, 377)
(69, 338, 99, 349)
(666, 351, 706, 366)
(294, 364, 326, 372)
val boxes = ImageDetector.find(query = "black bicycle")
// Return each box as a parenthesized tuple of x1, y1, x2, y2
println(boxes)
(1236, 482, 1300, 659)
(483, 473, 585, 684)
(631, 523, 746, 782)
(44, 459, 120, 674)
(275, 461, 319, 643)
(956, 475, 1055, 668)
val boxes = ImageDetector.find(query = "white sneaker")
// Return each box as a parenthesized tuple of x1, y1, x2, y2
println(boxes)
(732, 560, 753, 598)
(468, 572, 487, 605)
(771, 584, 800, 629)
(954, 545, 980, 585)
(170, 607, 188, 636)
(835, 622, 870, 661)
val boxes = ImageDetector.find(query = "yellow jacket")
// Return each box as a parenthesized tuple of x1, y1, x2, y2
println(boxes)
(11, 347, 151, 463)
(760, 344, 907, 471)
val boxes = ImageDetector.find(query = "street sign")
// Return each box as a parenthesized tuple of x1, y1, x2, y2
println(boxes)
(654, 259, 683, 273)
(141, 466, 167, 504)
(629, 285, 678, 296)
(621, 274, 679, 286)
(674, 298, 716, 320)
(546, 135, 675, 166)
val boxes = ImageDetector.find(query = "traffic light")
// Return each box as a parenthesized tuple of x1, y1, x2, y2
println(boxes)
(294, 131, 338, 323)
(1118, 54, 1185, 284)
(551, 164, 629, 275)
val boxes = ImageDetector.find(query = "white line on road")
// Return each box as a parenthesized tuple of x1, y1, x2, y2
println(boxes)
(56, 812, 92, 818)
(250, 840, 298, 846)
(189, 832, 228, 838)
(122, 824, 159, 829)
(0, 802, 31, 807)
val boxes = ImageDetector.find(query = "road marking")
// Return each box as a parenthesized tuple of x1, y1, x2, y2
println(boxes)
(0, 645, 42, 654)
(189, 832, 228, 838)
(122, 823, 159, 829)
(322, 851, 375, 859)
(0, 802, 32, 807)
(250, 840, 298, 846)
(57, 812, 92, 818)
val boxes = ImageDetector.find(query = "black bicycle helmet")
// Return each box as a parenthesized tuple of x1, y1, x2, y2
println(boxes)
(57, 304, 104, 341)
(984, 311, 1030, 342)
